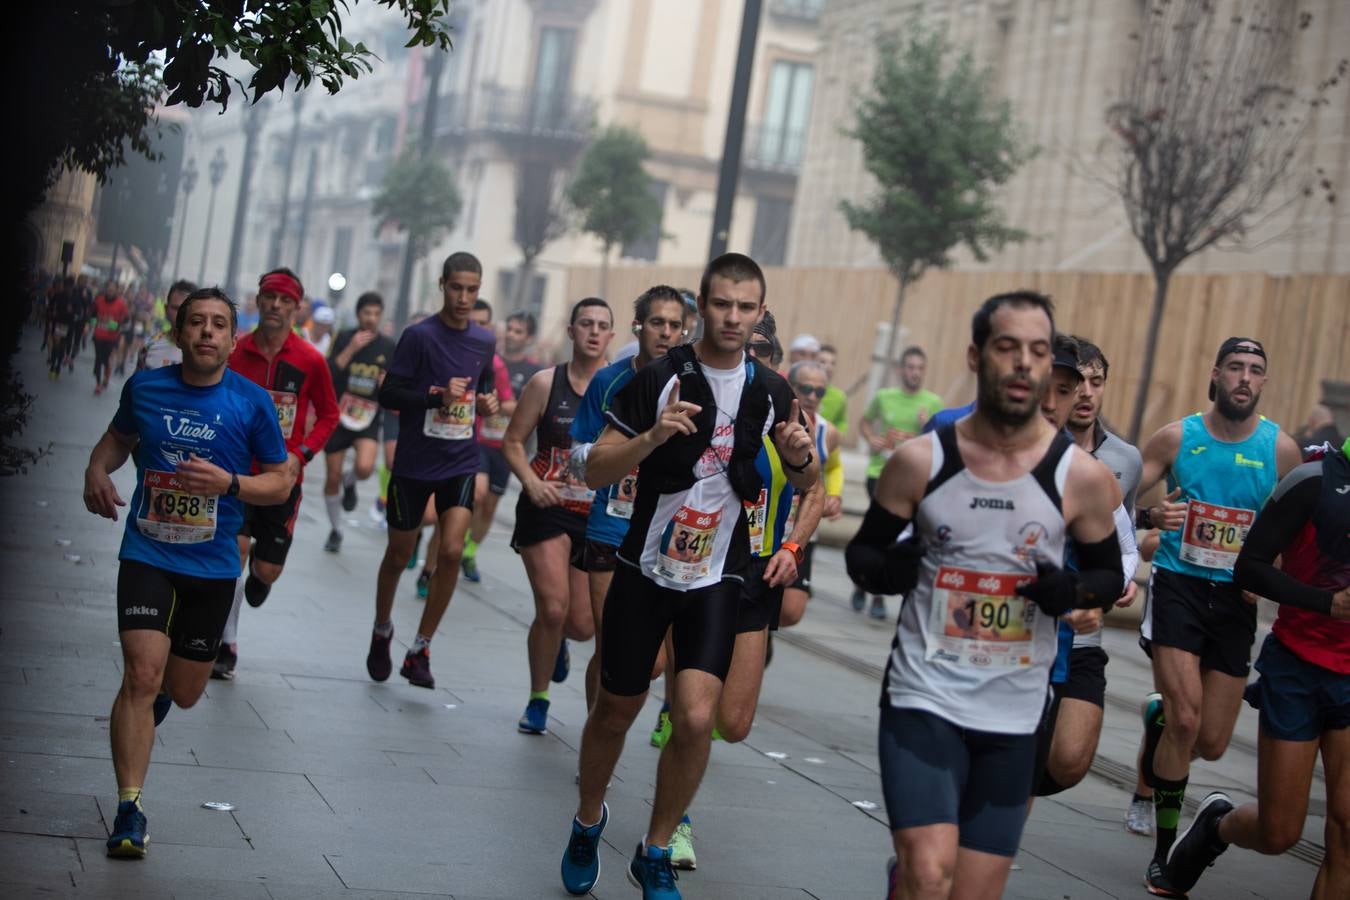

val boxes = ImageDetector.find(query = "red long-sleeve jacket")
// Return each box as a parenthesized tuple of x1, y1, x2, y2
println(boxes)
(228, 330, 339, 483)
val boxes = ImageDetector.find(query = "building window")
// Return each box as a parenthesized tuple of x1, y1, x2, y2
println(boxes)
(621, 180, 668, 262)
(498, 269, 547, 317)
(758, 61, 813, 169)
(769, 0, 825, 22)
(531, 27, 577, 131)
(750, 196, 792, 266)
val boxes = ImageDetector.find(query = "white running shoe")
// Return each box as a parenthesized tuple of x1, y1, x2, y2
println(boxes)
(1125, 797, 1154, 836)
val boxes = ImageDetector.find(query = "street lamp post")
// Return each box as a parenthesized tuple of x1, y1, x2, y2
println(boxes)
(197, 148, 228, 284)
(223, 101, 268, 304)
(171, 157, 198, 281)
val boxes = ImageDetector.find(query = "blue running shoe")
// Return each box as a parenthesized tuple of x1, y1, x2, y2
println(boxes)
(461, 554, 480, 583)
(560, 802, 608, 895)
(518, 697, 549, 734)
(552, 639, 571, 684)
(106, 800, 148, 858)
(152, 692, 171, 727)
(627, 842, 680, 899)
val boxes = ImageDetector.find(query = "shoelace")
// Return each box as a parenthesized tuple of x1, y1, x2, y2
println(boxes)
(568, 827, 597, 865)
(645, 854, 678, 890)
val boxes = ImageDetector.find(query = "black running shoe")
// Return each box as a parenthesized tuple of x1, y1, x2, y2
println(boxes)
(400, 648, 435, 688)
(1165, 792, 1232, 894)
(323, 529, 342, 553)
(367, 628, 393, 682)
(152, 692, 172, 726)
(211, 644, 237, 680)
(342, 479, 358, 512)
(1144, 857, 1187, 898)
(244, 574, 271, 608)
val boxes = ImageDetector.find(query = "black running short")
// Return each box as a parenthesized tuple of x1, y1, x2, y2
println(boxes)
(599, 562, 741, 696)
(1059, 645, 1108, 708)
(878, 705, 1038, 857)
(737, 555, 784, 633)
(325, 418, 382, 453)
(386, 472, 475, 531)
(1149, 567, 1256, 677)
(116, 559, 237, 662)
(583, 539, 620, 573)
(510, 494, 586, 567)
(240, 484, 302, 565)
(478, 445, 511, 495)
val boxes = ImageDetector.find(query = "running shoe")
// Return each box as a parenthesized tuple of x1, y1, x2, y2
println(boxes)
(552, 639, 571, 683)
(1125, 796, 1155, 836)
(400, 648, 435, 688)
(1144, 857, 1186, 898)
(94, 383, 103, 396)
(367, 628, 393, 682)
(1141, 691, 1165, 788)
(341, 478, 358, 512)
(416, 569, 431, 599)
(869, 597, 887, 620)
(461, 554, 480, 583)
(211, 644, 237, 680)
(851, 588, 866, 612)
(323, 529, 343, 554)
(152, 692, 171, 727)
(105, 799, 148, 858)
(1164, 792, 1233, 894)
(669, 817, 696, 870)
(244, 573, 271, 608)
(560, 802, 608, 895)
(650, 707, 672, 749)
(886, 855, 899, 897)
(627, 842, 680, 899)
(518, 697, 550, 734)
(406, 532, 423, 570)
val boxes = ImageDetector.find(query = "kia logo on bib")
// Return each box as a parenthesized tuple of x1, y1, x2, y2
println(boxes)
(969, 497, 1015, 510)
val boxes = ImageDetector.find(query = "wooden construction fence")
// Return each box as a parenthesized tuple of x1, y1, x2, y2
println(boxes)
(565, 266, 1350, 443)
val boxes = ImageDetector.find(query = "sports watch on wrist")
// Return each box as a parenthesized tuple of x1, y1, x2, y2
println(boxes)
(227, 472, 240, 497)
(783, 451, 813, 473)
(781, 541, 805, 565)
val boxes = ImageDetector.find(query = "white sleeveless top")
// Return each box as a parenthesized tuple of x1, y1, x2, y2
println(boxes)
(883, 426, 1073, 734)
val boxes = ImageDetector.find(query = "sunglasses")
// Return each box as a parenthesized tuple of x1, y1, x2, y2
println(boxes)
(793, 384, 827, 398)
(748, 340, 774, 358)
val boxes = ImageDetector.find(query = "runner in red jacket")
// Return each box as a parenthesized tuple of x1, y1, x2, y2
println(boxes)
(214, 266, 339, 679)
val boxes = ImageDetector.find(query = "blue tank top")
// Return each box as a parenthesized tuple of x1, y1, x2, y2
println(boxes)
(745, 418, 827, 558)
(1154, 413, 1280, 582)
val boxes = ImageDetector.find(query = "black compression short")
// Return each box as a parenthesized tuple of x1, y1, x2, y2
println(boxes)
(116, 559, 237, 661)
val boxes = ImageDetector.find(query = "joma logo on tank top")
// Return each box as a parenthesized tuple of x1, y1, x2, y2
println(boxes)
(969, 496, 1015, 510)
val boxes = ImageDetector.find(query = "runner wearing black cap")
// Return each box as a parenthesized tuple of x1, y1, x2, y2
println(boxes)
(1132, 336, 1301, 897)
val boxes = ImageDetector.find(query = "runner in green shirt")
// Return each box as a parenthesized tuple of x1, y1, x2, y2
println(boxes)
(816, 343, 849, 435)
(853, 346, 942, 619)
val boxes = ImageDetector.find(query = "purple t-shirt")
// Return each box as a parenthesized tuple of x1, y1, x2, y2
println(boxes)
(388, 316, 496, 480)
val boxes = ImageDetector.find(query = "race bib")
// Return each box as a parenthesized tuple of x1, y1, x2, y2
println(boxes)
(424, 389, 474, 440)
(926, 566, 1037, 668)
(744, 489, 768, 555)
(52, 324, 68, 338)
(137, 469, 217, 544)
(480, 412, 509, 443)
(338, 392, 379, 432)
(268, 390, 297, 439)
(539, 447, 595, 513)
(606, 467, 639, 520)
(655, 506, 721, 583)
(1180, 501, 1254, 570)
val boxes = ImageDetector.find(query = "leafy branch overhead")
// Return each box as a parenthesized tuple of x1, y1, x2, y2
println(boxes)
(840, 22, 1034, 288)
(373, 152, 462, 247)
(567, 127, 663, 255)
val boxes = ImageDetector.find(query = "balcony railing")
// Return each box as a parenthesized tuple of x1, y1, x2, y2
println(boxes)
(743, 123, 805, 174)
(768, 0, 824, 24)
(433, 86, 596, 143)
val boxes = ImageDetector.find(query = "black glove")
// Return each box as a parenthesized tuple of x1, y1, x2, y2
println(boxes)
(845, 535, 926, 596)
(1014, 558, 1079, 618)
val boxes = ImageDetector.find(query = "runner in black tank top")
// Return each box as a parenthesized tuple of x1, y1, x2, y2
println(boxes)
(502, 299, 614, 735)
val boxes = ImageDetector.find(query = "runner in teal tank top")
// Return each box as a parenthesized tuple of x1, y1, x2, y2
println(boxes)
(1131, 337, 1302, 898)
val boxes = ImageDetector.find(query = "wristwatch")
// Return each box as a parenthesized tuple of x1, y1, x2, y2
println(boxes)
(1136, 505, 1153, 529)
(781, 541, 805, 565)
(300, 445, 315, 463)
(783, 451, 813, 473)
(227, 472, 240, 497)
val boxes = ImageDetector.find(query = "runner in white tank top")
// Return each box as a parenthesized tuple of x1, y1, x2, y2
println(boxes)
(846, 292, 1123, 900)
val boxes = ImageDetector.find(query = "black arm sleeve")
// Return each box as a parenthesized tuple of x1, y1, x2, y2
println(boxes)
(1234, 467, 1333, 615)
(379, 372, 440, 413)
(845, 502, 923, 596)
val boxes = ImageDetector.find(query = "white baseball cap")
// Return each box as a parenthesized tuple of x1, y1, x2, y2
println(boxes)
(789, 334, 821, 354)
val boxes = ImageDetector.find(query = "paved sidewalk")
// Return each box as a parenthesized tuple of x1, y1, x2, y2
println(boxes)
(0, 332, 1324, 898)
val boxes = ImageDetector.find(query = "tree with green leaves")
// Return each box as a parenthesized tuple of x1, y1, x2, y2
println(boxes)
(1108, 0, 1345, 442)
(840, 22, 1034, 372)
(567, 126, 663, 297)
(373, 152, 463, 309)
